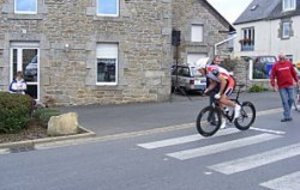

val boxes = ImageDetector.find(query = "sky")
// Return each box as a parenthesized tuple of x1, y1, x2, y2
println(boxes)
(207, 0, 254, 23)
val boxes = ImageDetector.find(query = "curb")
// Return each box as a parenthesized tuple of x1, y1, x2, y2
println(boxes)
(0, 125, 96, 150)
(0, 107, 284, 152)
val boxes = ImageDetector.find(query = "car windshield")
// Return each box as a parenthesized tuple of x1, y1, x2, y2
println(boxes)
(191, 67, 202, 76)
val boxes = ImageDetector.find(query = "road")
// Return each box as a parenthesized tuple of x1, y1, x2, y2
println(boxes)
(0, 109, 299, 190)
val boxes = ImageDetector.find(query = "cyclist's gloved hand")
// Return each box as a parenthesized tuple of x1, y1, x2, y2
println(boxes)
(214, 93, 221, 99)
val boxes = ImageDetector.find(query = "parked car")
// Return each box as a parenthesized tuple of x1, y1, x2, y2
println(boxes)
(24, 55, 37, 81)
(252, 55, 277, 79)
(171, 64, 206, 93)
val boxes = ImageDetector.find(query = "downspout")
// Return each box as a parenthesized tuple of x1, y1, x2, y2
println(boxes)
(214, 34, 237, 56)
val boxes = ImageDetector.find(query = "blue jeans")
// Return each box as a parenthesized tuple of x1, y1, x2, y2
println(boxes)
(279, 87, 294, 119)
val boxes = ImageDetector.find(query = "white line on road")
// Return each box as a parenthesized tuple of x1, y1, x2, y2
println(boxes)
(137, 128, 240, 149)
(260, 171, 300, 190)
(250, 127, 286, 135)
(0, 148, 10, 155)
(167, 133, 281, 160)
(208, 143, 300, 175)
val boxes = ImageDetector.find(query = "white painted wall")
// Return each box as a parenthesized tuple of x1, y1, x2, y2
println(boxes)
(233, 15, 300, 63)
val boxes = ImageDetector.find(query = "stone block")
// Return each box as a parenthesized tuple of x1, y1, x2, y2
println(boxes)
(47, 112, 79, 136)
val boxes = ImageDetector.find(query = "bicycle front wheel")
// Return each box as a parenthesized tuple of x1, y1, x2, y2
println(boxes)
(234, 101, 256, 130)
(196, 106, 222, 137)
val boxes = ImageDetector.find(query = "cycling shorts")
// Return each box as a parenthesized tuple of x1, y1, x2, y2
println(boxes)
(223, 76, 235, 97)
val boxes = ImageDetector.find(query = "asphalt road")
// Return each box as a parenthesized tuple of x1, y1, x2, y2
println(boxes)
(0, 109, 299, 190)
(59, 91, 282, 136)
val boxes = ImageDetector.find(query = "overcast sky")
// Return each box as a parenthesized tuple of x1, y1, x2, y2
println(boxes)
(207, 0, 253, 23)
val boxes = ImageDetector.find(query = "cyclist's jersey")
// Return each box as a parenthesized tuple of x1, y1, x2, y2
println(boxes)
(206, 65, 235, 96)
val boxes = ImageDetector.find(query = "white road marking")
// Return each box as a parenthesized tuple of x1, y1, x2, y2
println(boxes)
(137, 128, 240, 149)
(208, 143, 300, 175)
(260, 171, 300, 190)
(0, 148, 10, 155)
(250, 127, 286, 135)
(166, 133, 281, 160)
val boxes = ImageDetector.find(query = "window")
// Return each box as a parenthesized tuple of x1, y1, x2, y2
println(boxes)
(96, 43, 118, 85)
(240, 27, 255, 51)
(97, 0, 119, 17)
(191, 25, 203, 42)
(14, 0, 37, 14)
(283, 0, 296, 11)
(282, 21, 291, 38)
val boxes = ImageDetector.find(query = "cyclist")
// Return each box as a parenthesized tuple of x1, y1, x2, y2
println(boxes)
(197, 59, 241, 128)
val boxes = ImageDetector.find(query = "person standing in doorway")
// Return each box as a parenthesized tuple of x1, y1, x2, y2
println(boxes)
(9, 71, 27, 95)
(270, 53, 300, 122)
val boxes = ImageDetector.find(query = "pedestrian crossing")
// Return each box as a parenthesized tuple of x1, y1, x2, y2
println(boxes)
(136, 127, 300, 190)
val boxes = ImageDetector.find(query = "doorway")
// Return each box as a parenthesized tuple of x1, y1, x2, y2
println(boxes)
(10, 43, 40, 100)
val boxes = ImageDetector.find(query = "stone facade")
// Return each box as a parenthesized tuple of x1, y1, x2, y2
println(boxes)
(0, 0, 231, 105)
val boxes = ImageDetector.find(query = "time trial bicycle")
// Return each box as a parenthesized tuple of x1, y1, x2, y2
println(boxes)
(196, 84, 256, 137)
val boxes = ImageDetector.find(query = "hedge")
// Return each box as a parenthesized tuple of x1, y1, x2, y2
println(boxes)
(0, 92, 32, 133)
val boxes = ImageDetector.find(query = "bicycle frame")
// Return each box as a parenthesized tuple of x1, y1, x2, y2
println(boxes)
(212, 84, 245, 123)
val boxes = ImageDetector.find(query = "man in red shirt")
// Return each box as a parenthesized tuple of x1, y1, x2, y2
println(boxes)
(270, 54, 300, 122)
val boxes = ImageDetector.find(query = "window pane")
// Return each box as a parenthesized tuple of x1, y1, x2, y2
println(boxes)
(97, 59, 116, 82)
(97, 0, 118, 15)
(15, 0, 37, 13)
(26, 84, 37, 99)
(23, 49, 38, 82)
(282, 22, 290, 38)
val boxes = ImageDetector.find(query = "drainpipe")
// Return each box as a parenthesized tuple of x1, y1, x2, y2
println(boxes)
(214, 34, 237, 56)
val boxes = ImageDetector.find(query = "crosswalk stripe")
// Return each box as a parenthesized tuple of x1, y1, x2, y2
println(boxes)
(0, 148, 10, 155)
(166, 133, 281, 160)
(208, 143, 300, 175)
(250, 127, 286, 135)
(260, 171, 300, 190)
(137, 128, 240, 149)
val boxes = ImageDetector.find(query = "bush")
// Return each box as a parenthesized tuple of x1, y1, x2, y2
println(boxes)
(31, 108, 61, 127)
(0, 92, 32, 133)
(249, 84, 268, 93)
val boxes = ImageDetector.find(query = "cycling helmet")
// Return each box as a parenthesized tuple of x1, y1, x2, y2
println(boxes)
(195, 57, 209, 69)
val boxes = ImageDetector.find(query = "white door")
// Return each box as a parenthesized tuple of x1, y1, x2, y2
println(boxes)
(10, 43, 40, 100)
(187, 53, 207, 65)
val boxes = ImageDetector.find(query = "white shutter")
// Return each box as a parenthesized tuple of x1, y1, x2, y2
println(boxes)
(97, 43, 118, 59)
(191, 25, 203, 42)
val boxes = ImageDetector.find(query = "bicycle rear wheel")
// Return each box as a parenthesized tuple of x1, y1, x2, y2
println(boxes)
(196, 106, 222, 137)
(234, 101, 256, 130)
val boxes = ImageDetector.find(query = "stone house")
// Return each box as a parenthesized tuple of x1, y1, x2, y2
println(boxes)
(0, 0, 233, 105)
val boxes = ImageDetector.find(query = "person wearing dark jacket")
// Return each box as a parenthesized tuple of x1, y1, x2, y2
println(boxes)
(270, 54, 300, 122)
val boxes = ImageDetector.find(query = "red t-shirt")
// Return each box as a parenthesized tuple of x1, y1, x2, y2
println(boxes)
(270, 60, 298, 89)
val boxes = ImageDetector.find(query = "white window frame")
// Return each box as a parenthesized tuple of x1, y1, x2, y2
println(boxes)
(96, 43, 118, 86)
(97, 0, 119, 17)
(282, 21, 291, 38)
(191, 25, 204, 42)
(10, 42, 40, 100)
(282, 0, 296, 12)
(14, 0, 37, 14)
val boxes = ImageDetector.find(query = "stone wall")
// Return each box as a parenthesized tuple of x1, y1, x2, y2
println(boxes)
(226, 58, 272, 91)
(172, 0, 230, 63)
(0, 0, 231, 105)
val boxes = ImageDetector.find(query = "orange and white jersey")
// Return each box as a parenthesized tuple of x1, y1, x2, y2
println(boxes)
(206, 65, 232, 82)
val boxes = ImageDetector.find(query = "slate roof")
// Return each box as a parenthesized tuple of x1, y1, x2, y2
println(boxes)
(234, 0, 300, 25)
